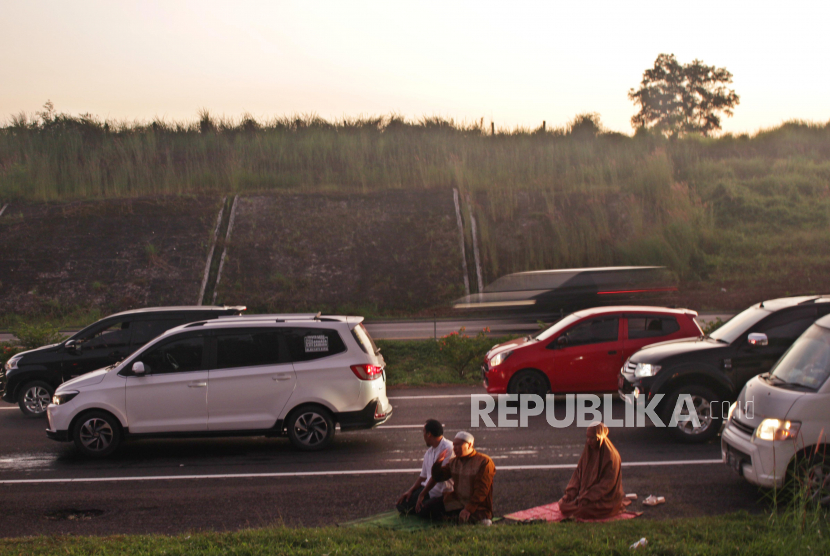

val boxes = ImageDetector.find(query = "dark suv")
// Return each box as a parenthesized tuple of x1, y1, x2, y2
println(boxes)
(620, 296, 830, 443)
(1, 306, 245, 417)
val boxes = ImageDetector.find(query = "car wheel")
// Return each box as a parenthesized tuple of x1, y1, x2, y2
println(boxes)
(507, 370, 549, 397)
(791, 453, 830, 507)
(287, 405, 335, 451)
(665, 385, 721, 443)
(17, 381, 54, 418)
(72, 411, 121, 458)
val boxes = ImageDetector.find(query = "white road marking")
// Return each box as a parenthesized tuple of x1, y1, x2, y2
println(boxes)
(377, 424, 427, 429)
(388, 395, 473, 400)
(0, 408, 19, 411)
(0, 459, 723, 485)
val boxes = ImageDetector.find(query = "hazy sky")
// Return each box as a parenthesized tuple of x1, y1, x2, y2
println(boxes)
(2, 0, 828, 134)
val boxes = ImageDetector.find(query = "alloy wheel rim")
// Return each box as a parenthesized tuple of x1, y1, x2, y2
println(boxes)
(678, 395, 713, 435)
(79, 418, 114, 452)
(514, 375, 545, 396)
(23, 386, 51, 414)
(805, 462, 830, 506)
(294, 412, 329, 446)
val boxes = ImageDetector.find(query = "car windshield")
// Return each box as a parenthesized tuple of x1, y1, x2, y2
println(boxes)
(535, 313, 583, 341)
(709, 305, 771, 344)
(769, 325, 830, 391)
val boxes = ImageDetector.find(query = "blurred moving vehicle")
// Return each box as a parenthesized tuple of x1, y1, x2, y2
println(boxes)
(46, 314, 392, 457)
(454, 266, 677, 316)
(2, 306, 246, 417)
(621, 296, 830, 443)
(721, 314, 830, 506)
(482, 306, 701, 396)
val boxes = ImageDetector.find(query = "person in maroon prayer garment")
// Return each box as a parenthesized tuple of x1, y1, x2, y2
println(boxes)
(558, 422, 628, 519)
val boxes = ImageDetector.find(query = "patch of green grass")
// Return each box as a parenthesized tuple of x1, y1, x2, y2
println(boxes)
(379, 336, 513, 387)
(0, 512, 826, 555)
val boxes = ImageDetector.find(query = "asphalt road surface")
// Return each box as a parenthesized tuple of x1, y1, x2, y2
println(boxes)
(0, 385, 765, 538)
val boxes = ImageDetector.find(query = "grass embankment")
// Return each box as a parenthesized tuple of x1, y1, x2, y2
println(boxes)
(1, 512, 827, 555)
(378, 338, 496, 387)
(2, 113, 830, 308)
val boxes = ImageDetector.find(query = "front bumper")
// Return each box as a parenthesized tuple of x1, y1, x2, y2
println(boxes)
(721, 420, 790, 489)
(336, 399, 393, 431)
(46, 429, 70, 442)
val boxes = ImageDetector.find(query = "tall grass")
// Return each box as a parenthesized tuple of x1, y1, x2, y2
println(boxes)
(2, 110, 829, 289)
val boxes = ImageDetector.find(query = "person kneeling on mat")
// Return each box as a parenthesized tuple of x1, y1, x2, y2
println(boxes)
(426, 431, 495, 525)
(558, 421, 628, 520)
(396, 419, 454, 516)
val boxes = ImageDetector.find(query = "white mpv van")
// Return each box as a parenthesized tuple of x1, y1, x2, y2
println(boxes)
(46, 314, 392, 457)
(722, 313, 830, 505)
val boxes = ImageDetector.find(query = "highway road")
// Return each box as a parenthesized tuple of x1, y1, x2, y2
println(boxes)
(0, 313, 734, 343)
(0, 386, 765, 538)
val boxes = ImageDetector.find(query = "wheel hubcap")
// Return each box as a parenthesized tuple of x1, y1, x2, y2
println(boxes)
(79, 418, 114, 452)
(677, 395, 713, 435)
(23, 386, 51, 414)
(293, 412, 329, 446)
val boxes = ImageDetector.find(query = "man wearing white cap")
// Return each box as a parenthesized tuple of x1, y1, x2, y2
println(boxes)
(428, 430, 496, 524)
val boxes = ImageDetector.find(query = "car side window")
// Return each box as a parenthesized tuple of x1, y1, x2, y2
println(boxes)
(131, 320, 186, 348)
(283, 328, 347, 362)
(216, 330, 285, 369)
(627, 316, 680, 339)
(79, 321, 132, 350)
(140, 336, 205, 374)
(556, 317, 619, 348)
(754, 308, 818, 349)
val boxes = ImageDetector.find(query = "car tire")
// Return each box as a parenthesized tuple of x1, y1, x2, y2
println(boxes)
(665, 385, 721, 443)
(17, 381, 54, 418)
(72, 411, 122, 458)
(507, 370, 549, 397)
(287, 405, 335, 451)
(790, 452, 830, 507)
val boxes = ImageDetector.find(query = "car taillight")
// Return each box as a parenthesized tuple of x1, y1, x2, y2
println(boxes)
(351, 364, 383, 381)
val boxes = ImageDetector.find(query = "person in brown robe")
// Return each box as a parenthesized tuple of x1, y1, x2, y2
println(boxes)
(429, 431, 496, 524)
(558, 422, 627, 520)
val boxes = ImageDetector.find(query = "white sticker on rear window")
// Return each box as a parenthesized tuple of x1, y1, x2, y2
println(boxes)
(304, 335, 329, 353)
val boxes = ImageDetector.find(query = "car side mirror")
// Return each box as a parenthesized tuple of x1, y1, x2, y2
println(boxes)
(556, 336, 568, 349)
(747, 333, 768, 347)
(132, 361, 146, 376)
(65, 340, 81, 354)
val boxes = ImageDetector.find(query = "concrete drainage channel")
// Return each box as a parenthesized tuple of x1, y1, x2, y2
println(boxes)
(198, 195, 239, 305)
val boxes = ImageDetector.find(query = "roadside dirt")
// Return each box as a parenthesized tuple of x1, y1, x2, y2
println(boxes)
(215, 190, 466, 315)
(0, 197, 221, 317)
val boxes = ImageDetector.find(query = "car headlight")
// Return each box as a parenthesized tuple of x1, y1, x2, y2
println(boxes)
(634, 363, 661, 378)
(51, 392, 79, 405)
(727, 402, 737, 421)
(5, 356, 21, 371)
(489, 350, 514, 367)
(755, 418, 801, 441)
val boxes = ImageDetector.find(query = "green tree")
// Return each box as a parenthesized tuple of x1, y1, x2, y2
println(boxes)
(629, 53, 740, 137)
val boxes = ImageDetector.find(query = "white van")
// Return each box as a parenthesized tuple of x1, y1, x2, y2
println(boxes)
(721, 313, 830, 505)
(46, 314, 392, 457)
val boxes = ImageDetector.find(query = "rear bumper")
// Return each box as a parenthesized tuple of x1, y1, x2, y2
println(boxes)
(336, 399, 393, 431)
(46, 429, 71, 442)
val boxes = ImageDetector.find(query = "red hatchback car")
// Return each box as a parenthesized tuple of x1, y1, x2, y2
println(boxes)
(482, 306, 702, 395)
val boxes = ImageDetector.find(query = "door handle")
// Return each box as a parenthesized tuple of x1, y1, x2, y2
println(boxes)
(608, 351, 618, 355)
(188, 382, 207, 388)
(273, 375, 292, 381)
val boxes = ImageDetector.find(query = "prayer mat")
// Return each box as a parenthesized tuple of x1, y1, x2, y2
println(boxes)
(338, 511, 443, 531)
(339, 511, 503, 530)
(504, 502, 641, 523)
